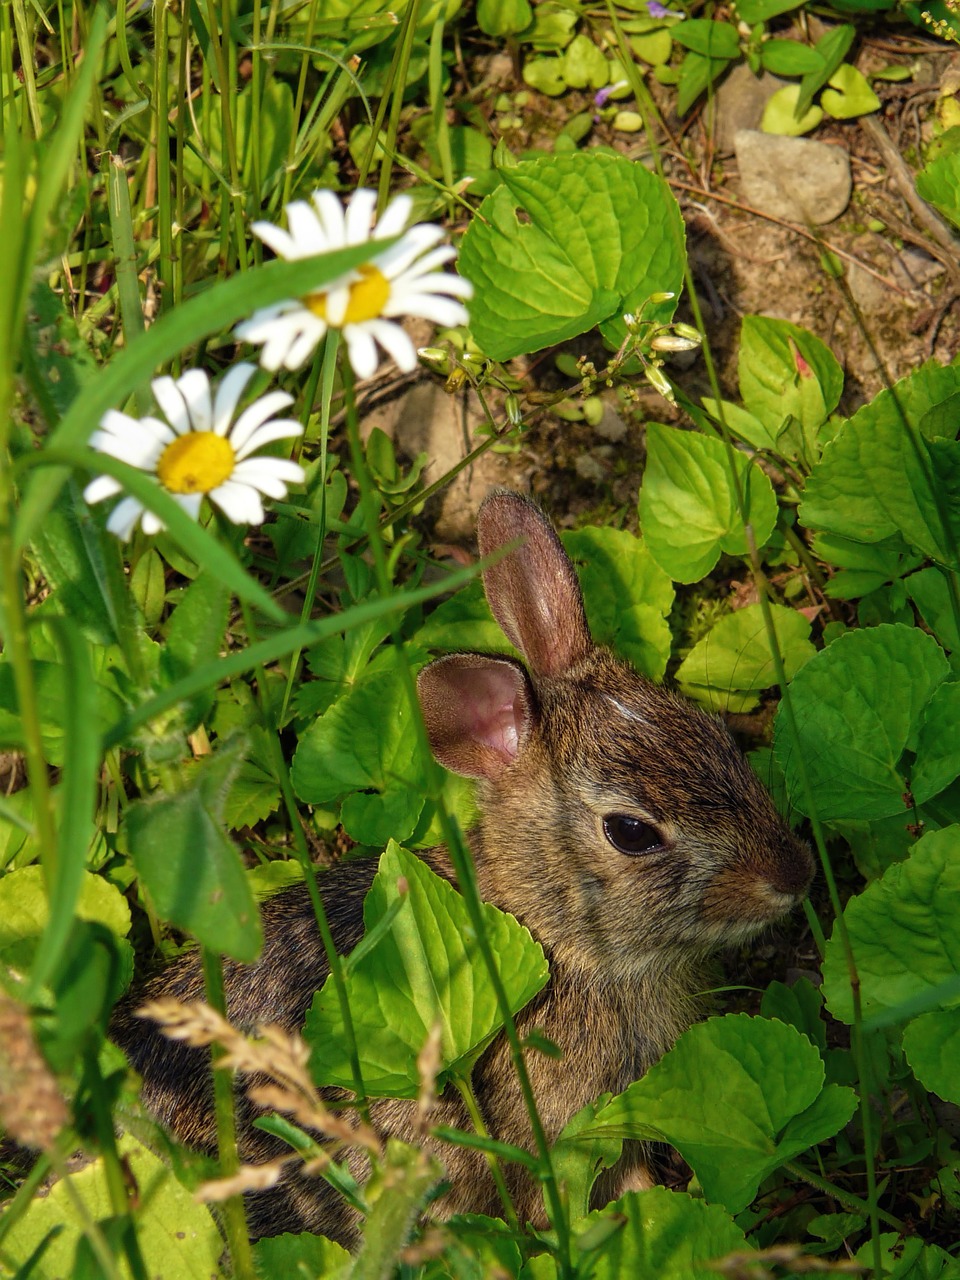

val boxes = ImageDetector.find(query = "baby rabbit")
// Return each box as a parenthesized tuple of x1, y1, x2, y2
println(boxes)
(113, 491, 813, 1243)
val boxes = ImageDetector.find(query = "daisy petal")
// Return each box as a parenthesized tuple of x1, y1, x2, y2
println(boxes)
(211, 363, 258, 435)
(106, 496, 146, 541)
(375, 225, 445, 278)
(285, 201, 327, 256)
(83, 475, 122, 504)
(345, 189, 378, 245)
(375, 193, 413, 239)
(363, 318, 417, 373)
(175, 368, 213, 431)
(175, 492, 204, 522)
(343, 325, 380, 381)
(233, 457, 305, 489)
(283, 320, 327, 370)
(88, 428, 166, 470)
(251, 220, 298, 260)
(151, 376, 191, 435)
(230, 462, 291, 501)
(324, 284, 351, 328)
(229, 391, 298, 454)
(311, 190, 348, 248)
(235, 304, 286, 339)
(209, 479, 265, 526)
(394, 245, 457, 278)
(234, 418, 304, 460)
(385, 292, 470, 328)
(141, 508, 165, 536)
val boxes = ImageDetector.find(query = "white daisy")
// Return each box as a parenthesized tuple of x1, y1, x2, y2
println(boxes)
(83, 364, 305, 540)
(234, 188, 473, 380)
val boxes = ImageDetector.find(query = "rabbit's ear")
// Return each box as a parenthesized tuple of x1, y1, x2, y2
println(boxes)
(478, 492, 592, 678)
(417, 654, 535, 781)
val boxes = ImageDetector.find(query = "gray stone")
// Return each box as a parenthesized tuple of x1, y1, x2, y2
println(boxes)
(734, 129, 852, 225)
(709, 65, 785, 155)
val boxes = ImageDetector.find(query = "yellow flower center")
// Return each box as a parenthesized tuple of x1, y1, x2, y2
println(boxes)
(157, 432, 235, 494)
(304, 265, 391, 325)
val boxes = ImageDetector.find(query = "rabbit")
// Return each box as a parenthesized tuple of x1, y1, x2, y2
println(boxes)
(111, 490, 814, 1245)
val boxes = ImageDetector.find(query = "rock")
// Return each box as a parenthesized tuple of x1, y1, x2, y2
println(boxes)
(594, 402, 628, 443)
(709, 65, 785, 155)
(734, 129, 852, 225)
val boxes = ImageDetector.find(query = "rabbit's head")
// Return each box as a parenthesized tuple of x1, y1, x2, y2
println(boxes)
(417, 492, 813, 981)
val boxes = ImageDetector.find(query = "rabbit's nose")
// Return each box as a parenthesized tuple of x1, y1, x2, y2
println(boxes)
(767, 838, 815, 899)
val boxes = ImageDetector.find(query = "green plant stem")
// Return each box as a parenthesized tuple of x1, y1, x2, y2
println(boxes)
(452, 1074, 520, 1231)
(202, 0, 247, 273)
(11, 0, 42, 137)
(340, 360, 574, 1278)
(236, 590, 371, 1126)
(785, 1161, 904, 1231)
(376, 0, 422, 216)
(81, 1045, 150, 1280)
(200, 946, 256, 1279)
(153, 0, 174, 317)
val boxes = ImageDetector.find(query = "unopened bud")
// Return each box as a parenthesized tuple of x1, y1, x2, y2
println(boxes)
(650, 333, 701, 352)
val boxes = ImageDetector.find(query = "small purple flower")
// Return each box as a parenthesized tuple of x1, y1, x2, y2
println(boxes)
(594, 81, 627, 111)
(648, 1, 684, 17)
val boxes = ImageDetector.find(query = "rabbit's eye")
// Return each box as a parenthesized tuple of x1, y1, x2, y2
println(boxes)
(603, 814, 664, 856)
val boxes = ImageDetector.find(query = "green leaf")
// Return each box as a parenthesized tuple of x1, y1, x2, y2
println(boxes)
(675, 603, 815, 712)
(701, 398, 778, 451)
(906, 567, 960, 653)
(677, 51, 733, 117)
(562, 33, 611, 90)
(352, 1141, 443, 1280)
(823, 825, 960, 1026)
(551, 1096, 623, 1219)
(0, 865, 130, 970)
(291, 658, 426, 845)
(160, 571, 230, 732)
(917, 146, 960, 233)
(595, 1015, 857, 1213)
(253, 1230, 351, 1280)
(736, 0, 803, 20)
(815, 532, 922, 601)
(760, 39, 824, 76)
(761, 84, 824, 135)
(821, 63, 881, 118)
(1, 1135, 220, 1278)
(522, 55, 568, 96)
(562, 526, 675, 680)
(801, 362, 960, 565)
(303, 843, 549, 1096)
(476, 0, 532, 36)
(638, 423, 778, 583)
(774, 624, 949, 821)
(459, 152, 684, 361)
(738, 316, 843, 457)
(761, 977, 827, 1052)
(573, 1187, 749, 1279)
(902, 1008, 960, 1105)
(415, 579, 516, 656)
(124, 741, 263, 962)
(670, 19, 741, 58)
(854, 1233, 960, 1279)
(796, 24, 855, 119)
(913, 681, 960, 804)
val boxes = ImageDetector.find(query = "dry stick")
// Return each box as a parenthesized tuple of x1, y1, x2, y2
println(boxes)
(666, 178, 913, 298)
(859, 113, 960, 259)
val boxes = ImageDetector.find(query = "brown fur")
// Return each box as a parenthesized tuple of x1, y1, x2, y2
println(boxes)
(112, 491, 813, 1244)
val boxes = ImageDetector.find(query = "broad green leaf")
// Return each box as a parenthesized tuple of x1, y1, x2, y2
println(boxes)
(253, 1230, 351, 1280)
(563, 527, 675, 680)
(761, 977, 827, 1052)
(913, 680, 960, 804)
(292, 659, 426, 845)
(572, 1187, 749, 1279)
(823, 826, 960, 1025)
(124, 740, 262, 962)
(0, 1135, 221, 1279)
(551, 1096, 623, 1219)
(677, 51, 733, 117)
(0, 655, 123, 766)
(902, 1008, 960, 1105)
(562, 33, 610, 89)
(815, 531, 922, 601)
(476, 0, 533, 35)
(639, 423, 778, 583)
(800, 361, 960, 564)
(916, 141, 960, 233)
(676, 603, 815, 712)
(736, 0, 803, 20)
(701, 397, 778, 451)
(774, 624, 949, 821)
(352, 1141, 444, 1280)
(0, 866, 130, 968)
(761, 84, 824, 135)
(738, 317, 843, 456)
(906, 566, 960, 653)
(160, 571, 230, 732)
(855, 1233, 960, 1278)
(594, 1015, 856, 1213)
(670, 19, 741, 58)
(415, 579, 516, 656)
(522, 55, 568, 96)
(821, 63, 881, 118)
(459, 152, 684, 360)
(760, 39, 824, 75)
(304, 843, 548, 1096)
